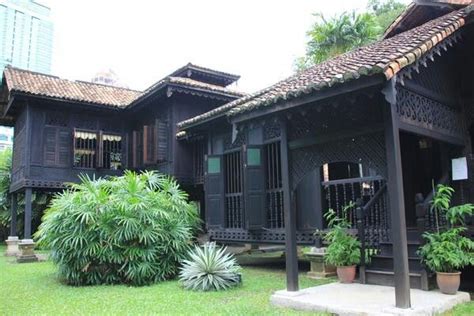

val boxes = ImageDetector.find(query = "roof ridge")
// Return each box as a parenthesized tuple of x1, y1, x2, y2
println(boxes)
(4, 66, 142, 93)
(177, 5, 471, 129)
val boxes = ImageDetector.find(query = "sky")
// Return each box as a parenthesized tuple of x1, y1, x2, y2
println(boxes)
(44, 0, 408, 93)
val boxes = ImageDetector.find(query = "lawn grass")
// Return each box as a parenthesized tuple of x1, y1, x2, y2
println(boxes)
(1, 245, 472, 315)
(0, 245, 331, 315)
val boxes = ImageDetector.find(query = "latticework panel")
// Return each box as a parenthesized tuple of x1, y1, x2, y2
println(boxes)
(290, 132, 387, 190)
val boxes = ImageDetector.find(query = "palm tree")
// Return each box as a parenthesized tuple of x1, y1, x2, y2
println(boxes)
(297, 11, 380, 70)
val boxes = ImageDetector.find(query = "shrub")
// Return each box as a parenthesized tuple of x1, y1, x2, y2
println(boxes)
(36, 171, 199, 286)
(418, 184, 474, 273)
(321, 203, 361, 267)
(179, 242, 241, 291)
(0, 148, 50, 240)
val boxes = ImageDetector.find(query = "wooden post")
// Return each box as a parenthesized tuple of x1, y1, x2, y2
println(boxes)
(383, 77, 411, 308)
(10, 193, 18, 236)
(24, 188, 33, 239)
(280, 119, 299, 291)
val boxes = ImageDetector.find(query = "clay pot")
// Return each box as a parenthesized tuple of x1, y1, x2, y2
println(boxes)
(436, 271, 461, 295)
(337, 265, 356, 283)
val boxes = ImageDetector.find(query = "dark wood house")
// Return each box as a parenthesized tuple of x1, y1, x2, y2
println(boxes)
(177, 2, 474, 308)
(0, 63, 245, 240)
(1, 0, 473, 309)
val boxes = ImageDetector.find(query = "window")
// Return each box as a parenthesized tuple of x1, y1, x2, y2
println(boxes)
(74, 130, 97, 168)
(102, 134, 122, 170)
(0, 134, 8, 141)
(74, 130, 123, 169)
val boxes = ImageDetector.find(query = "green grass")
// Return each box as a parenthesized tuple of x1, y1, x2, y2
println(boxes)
(1, 245, 472, 315)
(0, 245, 331, 315)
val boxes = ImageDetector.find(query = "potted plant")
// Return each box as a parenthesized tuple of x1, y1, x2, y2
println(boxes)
(418, 184, 474, 294)
(321, 202, 361, 283)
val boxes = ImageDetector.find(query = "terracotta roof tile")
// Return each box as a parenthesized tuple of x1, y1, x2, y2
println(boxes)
(177, 6, 471, 130)
(3, 67, 245, 109)
(3, 67, 142, 108)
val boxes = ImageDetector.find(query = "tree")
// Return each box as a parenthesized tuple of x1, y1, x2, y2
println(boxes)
(295, 0, 406, 71)
(368, 0, 407, 31)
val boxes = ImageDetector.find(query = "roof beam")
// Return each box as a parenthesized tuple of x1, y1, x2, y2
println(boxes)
(230, 75, 384, 125)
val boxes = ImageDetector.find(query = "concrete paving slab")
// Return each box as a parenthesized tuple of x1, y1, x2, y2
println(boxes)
(270, 282, 470, 316)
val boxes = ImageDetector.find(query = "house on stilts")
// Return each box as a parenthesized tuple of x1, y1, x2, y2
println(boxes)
(1, 0, 473, 309)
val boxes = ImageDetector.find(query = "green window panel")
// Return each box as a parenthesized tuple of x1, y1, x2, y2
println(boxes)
(208, 157, 221, 174)
(247, 148, 261, 166)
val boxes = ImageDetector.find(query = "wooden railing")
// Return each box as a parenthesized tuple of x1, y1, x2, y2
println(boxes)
(415, 172, 450, 240)
(356, 183, 388, 284)
(322, 176, 386, 228)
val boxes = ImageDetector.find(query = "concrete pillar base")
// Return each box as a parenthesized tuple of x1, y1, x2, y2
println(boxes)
(16, 239, 38, 263)
(5, 236, 20, 256)
(305, 247, 336, 279)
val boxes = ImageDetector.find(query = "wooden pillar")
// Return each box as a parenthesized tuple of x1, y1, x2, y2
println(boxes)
(24, 188, 33, 239)
(383, 77, 411, 308)
(280, 119, 299, 291)
(10, 193, 18, 236)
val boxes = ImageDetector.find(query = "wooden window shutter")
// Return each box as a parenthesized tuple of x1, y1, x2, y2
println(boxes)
(156, 119, 168, 162)
(132, 130, 138, 168)
(57, 128, 71, 167)
(143, 125, 156, 165)
(43, 126, 57, 166)
(97, 131, 104, 168)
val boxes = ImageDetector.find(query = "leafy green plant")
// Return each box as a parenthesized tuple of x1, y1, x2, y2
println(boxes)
(179, 242, 241, 291)
(35, 171, 199, 286)
(0, 148, 50, 240)
(418, 184, 474, 273)
(321, 202, 361, 267)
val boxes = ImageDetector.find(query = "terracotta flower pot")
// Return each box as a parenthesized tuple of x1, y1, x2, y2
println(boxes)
(337, 265, 356, 283)
(436, 271, 461, 295)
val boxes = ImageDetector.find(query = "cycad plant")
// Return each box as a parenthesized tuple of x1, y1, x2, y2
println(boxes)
(179, 242, 242, 291)
(35, 171, 199, 286)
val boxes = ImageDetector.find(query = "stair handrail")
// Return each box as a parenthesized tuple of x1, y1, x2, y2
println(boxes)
(415, 171, 450, 239)
(355, 183, 387, 284)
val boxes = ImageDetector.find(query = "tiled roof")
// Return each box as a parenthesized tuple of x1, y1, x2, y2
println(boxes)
(226, 6, 471, 117)
(178, 6, 471, 129)
(170, 63, 240, 82)
(2, 67, 245, 109)
(3, 67, 142, 108)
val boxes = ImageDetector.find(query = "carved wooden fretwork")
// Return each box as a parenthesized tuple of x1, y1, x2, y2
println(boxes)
(223, 131, 246, 151)
(396, 87, 463, 139)
(290, 132, 386, 190)
(209, 229, 315, 245)
(263, 119, 281, 141)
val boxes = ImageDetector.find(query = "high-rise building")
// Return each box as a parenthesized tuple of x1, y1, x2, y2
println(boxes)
(0, 0, 54, 74)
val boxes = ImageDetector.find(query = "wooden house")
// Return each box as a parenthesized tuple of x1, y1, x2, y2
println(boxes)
(0, 63, 245, 239)
(177, 2, 474, 308)
(1, 0, 473, 309)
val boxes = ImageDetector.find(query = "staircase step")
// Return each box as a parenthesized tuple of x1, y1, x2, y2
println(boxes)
(368, 255, 422, 271)
(378, 242, 421, 257)
(365, 269, 427, 290)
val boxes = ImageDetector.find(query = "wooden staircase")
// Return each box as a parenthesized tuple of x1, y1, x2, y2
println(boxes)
(363, 238, 433, 290)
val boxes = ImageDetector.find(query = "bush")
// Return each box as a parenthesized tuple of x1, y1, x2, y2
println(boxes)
(179, 242, 241, 291)
(36, 171, 199, 286)
(418, 184, 474, 273)
(0, 148, 50, 241)
(321, 203, 361, 267)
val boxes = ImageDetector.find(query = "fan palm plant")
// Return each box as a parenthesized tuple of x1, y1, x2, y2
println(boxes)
(36, 171, 199, 286)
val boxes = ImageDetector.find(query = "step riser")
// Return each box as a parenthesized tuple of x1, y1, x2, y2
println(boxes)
(368, 257, 422, 271)
(365, 272, 422, 289)
(378, 244, 420, 257)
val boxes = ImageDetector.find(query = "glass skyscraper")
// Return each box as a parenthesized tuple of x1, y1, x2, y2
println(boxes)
(0, 0, 53, 74)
